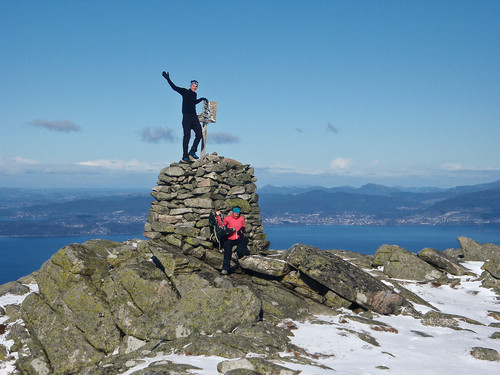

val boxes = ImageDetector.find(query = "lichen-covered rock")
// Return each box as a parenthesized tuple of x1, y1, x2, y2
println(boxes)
(287, 244, 407, 315)
(0, 343, 8, 361)
(217, 357, 300, 375)
(33, 242, 123, 353)
(417, 247, 472, 276)
(458, 236, 500, 262)
(328, 249, 374, 269)
(151, 286, 261, 340)
(483, 258, 500, 279)
(481, 271, 500, 292)
(101, 258, 179, 339)
(20, 356, 52, 375)
(374, 245, 443, 281)
(238, 255, 290, 277)
(158, 321, 295, 359)
(470, 347, 500, 361)
(148, 242, 201, 277)
(420, 310, 483, 329)
(0, 281, 30, 297)
(251, 279, 333, 321)
(22, 293, 104, 374)
(372, 244, 400, 267)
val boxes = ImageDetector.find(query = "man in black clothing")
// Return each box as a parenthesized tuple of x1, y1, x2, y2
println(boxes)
(162, 71, 208, 161)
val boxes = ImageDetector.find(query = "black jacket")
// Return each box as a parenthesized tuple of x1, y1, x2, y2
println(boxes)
(166, 76, 204, 114)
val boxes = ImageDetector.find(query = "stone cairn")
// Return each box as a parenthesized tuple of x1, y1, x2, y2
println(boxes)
(144, 153, 270, 256)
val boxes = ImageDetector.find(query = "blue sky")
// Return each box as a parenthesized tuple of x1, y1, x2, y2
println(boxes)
(1, 0, 499, 189)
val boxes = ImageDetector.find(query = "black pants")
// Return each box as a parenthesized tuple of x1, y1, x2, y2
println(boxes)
(182, 114, 202, 158)
(222, 237, 249, 272)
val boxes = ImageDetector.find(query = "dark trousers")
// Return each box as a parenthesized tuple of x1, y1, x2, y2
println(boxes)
(222, 237, 249, 272)
(182, 114, 202, 158)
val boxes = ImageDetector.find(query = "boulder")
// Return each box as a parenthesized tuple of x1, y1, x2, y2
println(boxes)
(217, 358, 300, 375)
(0, 281, 30, 297)
(251, 278, 333, 321)
(161, 165, 185, 177)
(286, 244, 407, 315)
(0, 344, 8, 361)
(481, 272, 500, 292)
(458, 236, 500, 262)
(157, 321, 296, 358)
(470, 347, 500, 361)
(22, 293, 104, 374)
(20, 357, 52, 375)
(34, 242, 123, 353)
(101, 258, 179, 340)
(417, 248, 472, 276)
(151, 286, 262, 340)
(238, 255, 290, 277)
(483, 259, 500, 279)
(373, 244, 443, 281)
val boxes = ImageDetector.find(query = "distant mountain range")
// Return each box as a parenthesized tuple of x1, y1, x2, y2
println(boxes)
(1, 181, 499, 236)
(0, 189, 151, 237)
(259, 180, 500, 226)
(258, 180, 500, 196)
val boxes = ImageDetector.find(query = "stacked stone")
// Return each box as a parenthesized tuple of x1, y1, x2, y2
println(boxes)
(144, 153, 270, 255)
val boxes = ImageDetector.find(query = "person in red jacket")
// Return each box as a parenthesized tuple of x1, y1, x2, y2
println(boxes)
(219, 207, 249, 275)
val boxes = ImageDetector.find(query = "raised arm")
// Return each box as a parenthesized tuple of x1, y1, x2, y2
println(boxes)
(162, 71, 182, 93)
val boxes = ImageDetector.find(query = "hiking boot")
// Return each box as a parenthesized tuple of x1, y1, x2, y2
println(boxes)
(221, 269, 229, 275)
(188, 152, 199, 159)
(181, 156, 190, 162)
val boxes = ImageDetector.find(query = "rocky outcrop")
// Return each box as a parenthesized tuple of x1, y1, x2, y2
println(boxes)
(417, 247, 472, 276)
(1, 156, 499, 374)
(3, 233, 499, 374)
(373, 244, 444, 280)
(287, 244, 407, 315)
(238, 255, 290, 277)
(144, 153, 270, 253)
(457, 236, 500, 262)
(470, 347, 500, 361)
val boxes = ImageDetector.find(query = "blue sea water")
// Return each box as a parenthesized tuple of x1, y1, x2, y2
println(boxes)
(265, 225, 500, 253)
(1, 225, 499, 285)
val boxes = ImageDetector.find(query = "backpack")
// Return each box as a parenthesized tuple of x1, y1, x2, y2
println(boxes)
(208, 212, 232, 249)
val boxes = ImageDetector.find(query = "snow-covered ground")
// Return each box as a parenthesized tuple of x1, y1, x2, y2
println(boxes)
(1, 262, 499, 374)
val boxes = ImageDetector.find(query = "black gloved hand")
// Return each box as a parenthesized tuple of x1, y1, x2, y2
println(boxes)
(199, 97, 208, 103)
(162, 71, 169, 79)
(237, 227, 246, 236)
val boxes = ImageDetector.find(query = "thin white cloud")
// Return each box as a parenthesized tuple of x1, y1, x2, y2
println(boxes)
(12, 156, 39, 165)
(30, 119, 81, 132)
(330, 158, 354, 170)
(440, 162, 499, 172)
(256, 159, 500, 183)
(442, 162, 464, 171)
(77, 159, 159, 172)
